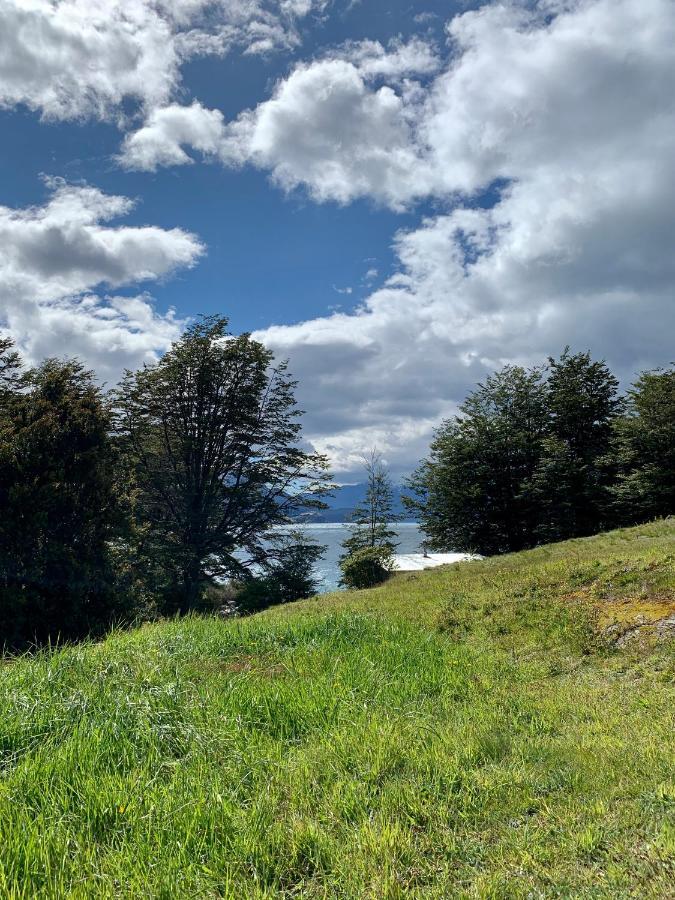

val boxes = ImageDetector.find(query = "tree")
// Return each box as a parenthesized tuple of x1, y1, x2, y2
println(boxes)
(0, 355, 126, 647)
(406, 366, 549, 555)
(236, 531, 324, 614)
(115, 316, 331, 613)
(531, 349, 621, 541)
(611, 365, 675, 522)
(0, 337, 21, 395)
(340, 450, 399, 563)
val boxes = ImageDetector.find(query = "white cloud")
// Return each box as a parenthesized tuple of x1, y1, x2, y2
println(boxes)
(120, 36, 440, 194)
(5, 0, 674, 478)
(118, 101, 227, 170)
(250, 0, 675, 475)
(218, 41, 438, 207)
(0, 0, 324, 122)
(337, 37, 440, 81)
(0, 178, 204, 382)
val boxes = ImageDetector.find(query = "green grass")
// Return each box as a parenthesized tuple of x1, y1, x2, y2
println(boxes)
(0, 522, 674, 897)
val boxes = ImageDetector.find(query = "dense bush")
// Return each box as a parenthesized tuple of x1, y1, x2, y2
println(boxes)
(339, 546, 393, 590)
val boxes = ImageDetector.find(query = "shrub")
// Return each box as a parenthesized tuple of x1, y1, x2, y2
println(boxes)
(339, 546, 393, 590)
(236, 537, 324, 614)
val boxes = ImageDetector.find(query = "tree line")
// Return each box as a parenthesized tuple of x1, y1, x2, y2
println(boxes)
(1, 321, 673, 647)
(406, 350, 675, 556)
(0, 318, 331, 648)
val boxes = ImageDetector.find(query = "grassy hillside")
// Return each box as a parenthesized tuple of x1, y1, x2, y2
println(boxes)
(0, 522, 673, 898)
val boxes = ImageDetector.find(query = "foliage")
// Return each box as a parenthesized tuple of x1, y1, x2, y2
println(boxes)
(406, 365, 549, 555)
(0, 336, 21, 396)
(339, 545, 393, 589)
(340, 449, 399, 561)
(611, 365, 675, 522)
(532, 349, 621, 541)
(407, 350, 624, 555)
(236, 533, 324, 614)
(0, 350, 130, 647)
(0, 521, 672, 897)
(115, 316, 331, 614)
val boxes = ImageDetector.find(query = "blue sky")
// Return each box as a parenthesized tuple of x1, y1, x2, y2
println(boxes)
(1, 0, 673, 476)
(0, 1, 450, 332)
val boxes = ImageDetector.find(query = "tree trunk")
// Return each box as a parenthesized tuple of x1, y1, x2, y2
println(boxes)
(180, 555, 203, 614)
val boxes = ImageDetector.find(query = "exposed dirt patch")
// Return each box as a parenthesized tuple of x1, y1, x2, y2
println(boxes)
(598, 597, 675, 647)
(563, 589, 675, 647)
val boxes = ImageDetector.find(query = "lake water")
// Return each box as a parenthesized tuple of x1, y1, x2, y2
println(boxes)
(284, 523, 424, 592)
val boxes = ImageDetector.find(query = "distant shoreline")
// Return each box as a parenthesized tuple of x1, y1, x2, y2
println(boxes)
(279, 521, 420, 529)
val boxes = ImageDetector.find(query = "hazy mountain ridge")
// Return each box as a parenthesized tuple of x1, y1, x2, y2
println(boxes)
(291, 483, 414, 523)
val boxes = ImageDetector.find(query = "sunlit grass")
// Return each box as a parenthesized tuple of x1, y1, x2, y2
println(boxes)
(0, 521, 673, 897)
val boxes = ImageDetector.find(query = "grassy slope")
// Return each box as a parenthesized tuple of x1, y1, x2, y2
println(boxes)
(0, 523, 673, 898)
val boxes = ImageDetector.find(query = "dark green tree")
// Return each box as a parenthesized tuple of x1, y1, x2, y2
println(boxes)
(236, 531, 324, 614)
(0, 337, 21, 395)
(611, 365, 675, 522)
(531, 349, 621, 541)
(340, 450, 399, 563)
(115, 316, 331, 613)
(0, 353, 126, 647)
(406, 366, 549, 555)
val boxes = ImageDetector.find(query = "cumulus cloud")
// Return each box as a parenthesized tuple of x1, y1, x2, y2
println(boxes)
(216, 38, 440, 207)
(249, 0, 675, 475)
(0, 178, 204, 382)
(119, 36, 440, 189)
(0, 0, 324, 122)
(118, 101, 227, 170)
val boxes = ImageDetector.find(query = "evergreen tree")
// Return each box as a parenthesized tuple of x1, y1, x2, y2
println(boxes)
(531, 349, 621, 541)
(0, 337, 21, 395)
(406, 366, 549, 555)
(115, 316, 331, 613)
(0, 354, 126, 647)
(611, 365, 675, 522)
(340, 450, 399, 561)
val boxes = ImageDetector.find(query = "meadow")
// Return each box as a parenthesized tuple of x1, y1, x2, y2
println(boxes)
(0, 520, 673, 898)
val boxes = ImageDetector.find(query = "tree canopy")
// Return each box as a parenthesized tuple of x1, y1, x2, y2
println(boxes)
(0, 348, 126, 647)
(405, 350, 663, 556)
(115, 316, 331, 613)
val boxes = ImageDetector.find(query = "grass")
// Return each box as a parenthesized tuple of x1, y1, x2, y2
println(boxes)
(0, 521, 673, 897)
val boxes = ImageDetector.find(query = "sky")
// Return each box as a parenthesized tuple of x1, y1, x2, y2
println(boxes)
(1, 0, 674, 479)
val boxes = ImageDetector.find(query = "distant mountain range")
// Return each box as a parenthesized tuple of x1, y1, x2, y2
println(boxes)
(292, 483, 415, 523)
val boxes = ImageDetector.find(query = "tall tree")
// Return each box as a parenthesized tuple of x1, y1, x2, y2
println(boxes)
(0, 355, 125, 647)
(531, 349, 621, 541)
(340, 450, 399, 561)
(406, 366, 549, 555)
(611, 365, 675, 522)
(115, 316, 331, 613)
(0, 337, 21, 395)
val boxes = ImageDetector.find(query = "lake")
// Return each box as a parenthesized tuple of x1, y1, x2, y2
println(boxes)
(282, 523, 424, 592)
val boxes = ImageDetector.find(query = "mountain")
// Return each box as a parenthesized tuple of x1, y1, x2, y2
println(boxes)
(293, 483, 414, 523)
